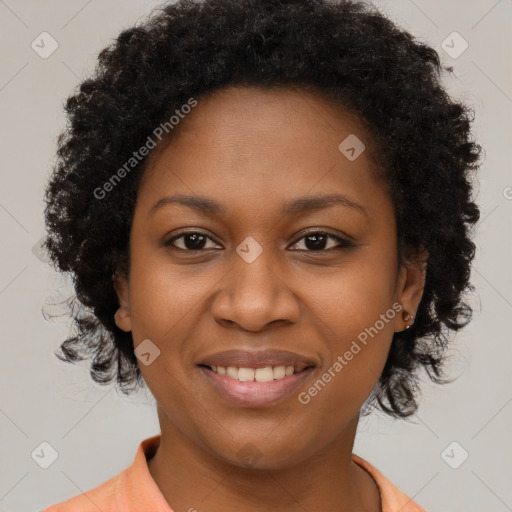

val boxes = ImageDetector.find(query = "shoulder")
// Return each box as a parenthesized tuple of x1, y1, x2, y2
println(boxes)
(352, 454, 426, 512)
(40, 435, 169, 512)
(40, 469, 126, 511)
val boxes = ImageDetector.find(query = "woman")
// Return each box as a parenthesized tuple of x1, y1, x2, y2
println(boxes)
(41, 0, 481, 510)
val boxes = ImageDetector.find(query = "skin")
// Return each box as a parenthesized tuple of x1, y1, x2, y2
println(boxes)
(114, 86, 427, 512)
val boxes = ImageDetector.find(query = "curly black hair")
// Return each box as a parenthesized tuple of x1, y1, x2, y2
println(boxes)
(43, 0, 481, 418)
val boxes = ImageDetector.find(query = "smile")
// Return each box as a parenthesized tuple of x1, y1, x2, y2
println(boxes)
(198, 364, 315, 407)
(204, 364, 300, 381)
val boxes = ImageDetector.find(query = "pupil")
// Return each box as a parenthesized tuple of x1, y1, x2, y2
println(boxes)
(306, 234, 326, 250)
(185, 233, 206, 250)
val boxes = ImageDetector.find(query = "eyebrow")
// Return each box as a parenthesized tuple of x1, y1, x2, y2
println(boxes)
(150, 192, 367, 217)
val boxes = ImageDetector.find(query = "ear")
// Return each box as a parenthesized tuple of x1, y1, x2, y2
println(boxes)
(113, 273, 132, 332)
(394, 246, 428, 333)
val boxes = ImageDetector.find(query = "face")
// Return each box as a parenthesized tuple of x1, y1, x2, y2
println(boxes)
(114, 86, 426, 470)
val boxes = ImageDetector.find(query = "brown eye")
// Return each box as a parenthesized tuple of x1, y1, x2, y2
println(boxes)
(165, 232, 221, 251)
(290, 232, 353, 252)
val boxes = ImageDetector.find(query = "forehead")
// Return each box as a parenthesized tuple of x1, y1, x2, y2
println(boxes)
(138, 86, 387, 219)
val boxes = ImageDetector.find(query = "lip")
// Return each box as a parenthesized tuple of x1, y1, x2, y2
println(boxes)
(199, 365, 315, 407)
(198, 348, 316, 372)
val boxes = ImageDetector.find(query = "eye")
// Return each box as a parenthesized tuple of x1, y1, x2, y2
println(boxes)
(164, 230, 354, 253)
(289, 231, 353, 252)
(164, 231, 221, 251)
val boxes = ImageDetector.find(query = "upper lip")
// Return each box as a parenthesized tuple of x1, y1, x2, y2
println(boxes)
(198, 349, 317, 372)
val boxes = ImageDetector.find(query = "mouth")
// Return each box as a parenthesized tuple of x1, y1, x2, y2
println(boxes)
(197, 349, 317, 407)
(197, 363, 312, 381)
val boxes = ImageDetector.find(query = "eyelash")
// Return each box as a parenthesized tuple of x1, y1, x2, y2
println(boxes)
(164, 230, 354, 253)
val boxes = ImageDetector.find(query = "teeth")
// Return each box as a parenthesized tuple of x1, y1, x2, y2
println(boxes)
(208, 364, 303, 381)
(238, 367, 255, 381)
(273, 365, 286, 379)
(226, 366, 239, 379)
(255, 367, 274, 382)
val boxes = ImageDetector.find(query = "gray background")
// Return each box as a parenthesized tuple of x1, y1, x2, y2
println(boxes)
(0, 1, 510, 511)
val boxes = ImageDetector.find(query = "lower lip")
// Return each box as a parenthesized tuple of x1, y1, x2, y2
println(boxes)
(199, 366, 315, 407)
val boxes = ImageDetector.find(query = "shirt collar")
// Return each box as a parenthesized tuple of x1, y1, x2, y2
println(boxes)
(125, 435, 425, 512)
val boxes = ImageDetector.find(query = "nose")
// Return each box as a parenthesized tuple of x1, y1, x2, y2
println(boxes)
(211, 248, 300, 332)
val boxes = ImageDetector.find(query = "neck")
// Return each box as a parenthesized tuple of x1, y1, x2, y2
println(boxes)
(147, 410, 381, 512)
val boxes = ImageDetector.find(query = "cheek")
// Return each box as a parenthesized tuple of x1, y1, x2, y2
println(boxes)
(128, 251, 206, 342)
(309, 242, 398, 329)
(126, 255, 205, 410)
(303, 245, 398, 398)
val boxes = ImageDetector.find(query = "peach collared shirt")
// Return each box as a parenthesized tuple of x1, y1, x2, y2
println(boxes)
(42, 435, 426, 512)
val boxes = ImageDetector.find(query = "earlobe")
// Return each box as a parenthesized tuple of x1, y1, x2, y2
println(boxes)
(114, 307, 132, 332)
(401, 310, 414, 330)
(113, 273, 132, 332)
